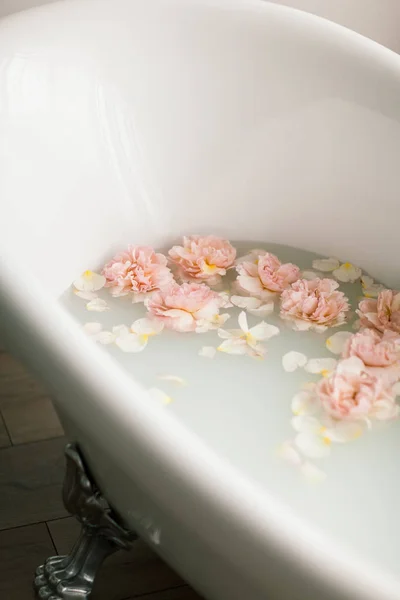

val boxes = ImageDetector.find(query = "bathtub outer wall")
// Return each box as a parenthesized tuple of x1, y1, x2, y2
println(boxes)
(1, 1, 400, 600)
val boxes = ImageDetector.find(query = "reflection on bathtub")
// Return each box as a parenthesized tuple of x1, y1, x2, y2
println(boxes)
(61, 238, 400, 482)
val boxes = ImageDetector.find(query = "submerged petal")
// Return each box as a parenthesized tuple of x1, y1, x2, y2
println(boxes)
(300, 462, 327, 482)
(74, 270, 106, 292)
(305, 357, 337, 375)
(115, 332, 147, 352)
(311, 258, 340, 272)
(282, 351, 307, 372)
(198, 346, 217, 359)
(326, 331, 353, 354)
(74, 290, 98, 301)
(148, 387, 173, 406)
(217, 339, 248, 355)
(291, 390, 318, 416)
(238, 311, 249, 333)
(157, 374, 186, 386)
(248, 302, 274, 317)
(131, 318, 164, 335)
(230, 295, 262, 310)
(333, 263, 362, 283)
(295, 432, 331, 458)
(86, 298, 109, 312)
(249, 321, 279, 341)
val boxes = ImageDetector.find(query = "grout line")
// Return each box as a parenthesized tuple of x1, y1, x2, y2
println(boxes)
(45, 521, 58, 555)
(0, 410, 13, 446)
(0, 434, 66, 454)
(0, 520, 49, 534)
(120, 584, 188, 600)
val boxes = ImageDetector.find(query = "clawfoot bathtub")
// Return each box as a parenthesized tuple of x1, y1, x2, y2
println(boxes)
(1, 0, 400, 599)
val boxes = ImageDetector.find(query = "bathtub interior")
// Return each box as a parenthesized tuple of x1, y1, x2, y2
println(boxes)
(2, 0, 400, 595)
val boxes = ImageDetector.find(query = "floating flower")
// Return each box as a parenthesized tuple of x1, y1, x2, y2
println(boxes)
(311, 258, 362, 283)
(357, 289, 400, 334)
(146, 282, 225, 333)
(113, 318, 164, 352)
(83, 322, 114, 344)
(86, 298, 109, 312)
(280, 278, 350, 331)
(102, 246, 173, 301)
(198, 346, 217, 359)
(292, 415, 363, 458)
(217, 311, 279, 357)
(282, 351, 307, 372)
(342, 329, 400, 367)
(326, 331, 353, 354)
(230, 295, 274, 317)
(278, 441, 326, 482)
(168, 235, 236, 284)
(361, 275, 386, 298)
(74, 270, 106, 294)
(291, 387, 319, 416)
(316, 357, 399, 421)
(236, 251, 300, 300)
(304, 357, 338, 376)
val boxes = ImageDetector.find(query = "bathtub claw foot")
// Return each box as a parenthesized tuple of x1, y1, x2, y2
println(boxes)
(34, 444, 137, 599)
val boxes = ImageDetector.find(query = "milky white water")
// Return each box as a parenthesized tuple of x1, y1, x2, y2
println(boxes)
(60, 241, 400, 580)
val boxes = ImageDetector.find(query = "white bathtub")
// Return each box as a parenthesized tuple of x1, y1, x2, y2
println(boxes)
(1, 0, 400, 599)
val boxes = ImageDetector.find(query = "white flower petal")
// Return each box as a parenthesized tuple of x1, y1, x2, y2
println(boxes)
(83, 322, 103, 335)
(291, 415, 321, 434)
(392, 382, 400, 397)
(360, 275, 386, 298)
(157, 375, 186, 386)
(352, 319, 361, 331)
(237, 275, 264, 295)
(278, 442, 302, 466)
(238, 311, 249, 333)
(305, 358, 337, 375)
(291, 319, 312, 331)
(295, 432, 331, 458)
(217, 328, 241, 339)
(198, 346, 217, 359)
(217, 339, 248, 355)
(249, 321, 279, 341)
(326, 331, 353, 354)
(282, 351, 307, 372)
(333, 263, 362, 283)
(291, 390, 318, 416)
(301, 270, 320, 280)
(230, 295, 262, 310)
(115, 333, 147, 353)
(74, 290, 98, 301)
(94, 331, 115, 345)
(327, 421, 364, 443)
(73, 270, 106, 292)
(311, 257, 340, 272)
(131, 318, 164, 335)
(112, 324, 130, 337)
(148, 388, 173, 405)
(218, 291, 233, 307)
(86, 298, 109, 312)
(300, 462, 327, 482)
(336, 356, 365, 375)
(248, 302, 274, 317)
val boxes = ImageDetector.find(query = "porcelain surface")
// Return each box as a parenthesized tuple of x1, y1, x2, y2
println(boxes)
(1, 1, 400, 599)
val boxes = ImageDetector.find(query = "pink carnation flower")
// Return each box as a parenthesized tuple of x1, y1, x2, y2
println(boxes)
(357, 289, 400, 334)
(102, 246, 173, 301)
(146, 282, 225, 332)
(168, 235, 236, 284)
(342, 329, 400, 386)
(317, 357, 399, 421)
(280, 278, 350, 331)
(236, 251, 300, 299)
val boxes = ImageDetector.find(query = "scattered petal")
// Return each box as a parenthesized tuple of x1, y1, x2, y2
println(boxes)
(148, 387, 173, 405)
(295, 431, 331, 458)
(83, 322, 114, 344)
(217, 339, 248, 355)
(157, 375, 186, 386)
(83, 322, 103, 335)
(278, 441, 302, 466)
(238, 311, 249, 333)
(86, 298, 109, 312)
(361, 275, 386, 298)
(333, 262, 362, 283)
(230, 295, 262, 310)
(326, 331, 353, 354)
(95, 331, 115, 345)
(74, 290, 98, 301)
(131, 318, 164, 335)
(198, 346, 217, 359)
(74, 270, 106, 292)
(301, 270, 321, 280)
(248, 302, 274, 317)
(218, 291, 233, 307)
(282, 351, 307, 372)
(328, 421, 364, 443)
(305, 357, 337, 375)
(115, 333, 147, 353)
(311, 257, 340, 272)
(248, 321, 280, 341)
(336, 356, 365, 375)
(291, 390, 319, 416)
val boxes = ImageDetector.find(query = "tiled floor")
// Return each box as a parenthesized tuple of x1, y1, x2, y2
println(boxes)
(0, 351, 203, 600)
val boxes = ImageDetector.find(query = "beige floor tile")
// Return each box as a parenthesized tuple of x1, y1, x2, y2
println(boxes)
(0, 523, 55, 600)
(0, 437, 68, 529)
(1, 395, 64, 445)
(0, 352, 50, 408)
(48, 517, 186, 600)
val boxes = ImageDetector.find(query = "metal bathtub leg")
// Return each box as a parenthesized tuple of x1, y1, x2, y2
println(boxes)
(34, 443, 137, 600)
